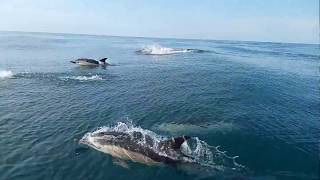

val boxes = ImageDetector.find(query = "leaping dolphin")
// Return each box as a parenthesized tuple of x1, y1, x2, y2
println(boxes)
(79, 130, 191, 166)
(71, 58, 109, 66)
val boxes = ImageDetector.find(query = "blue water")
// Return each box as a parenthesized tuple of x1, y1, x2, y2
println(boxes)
(0, 31, 319, 180)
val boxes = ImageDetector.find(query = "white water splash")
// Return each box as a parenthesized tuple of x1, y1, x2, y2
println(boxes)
(60, 75, 103, 81)
(137, 45, 193, 55)
(0, 70, 14, 79)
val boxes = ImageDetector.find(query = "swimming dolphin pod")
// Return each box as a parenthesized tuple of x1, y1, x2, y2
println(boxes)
(79, 122, 244, 173)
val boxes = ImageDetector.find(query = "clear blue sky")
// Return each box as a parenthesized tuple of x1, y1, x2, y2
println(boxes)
(0, 0, 318, 43)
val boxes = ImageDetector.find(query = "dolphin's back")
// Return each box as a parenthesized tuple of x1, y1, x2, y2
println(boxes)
(77, 58, 99, 65)
(95, 131, 183, 164)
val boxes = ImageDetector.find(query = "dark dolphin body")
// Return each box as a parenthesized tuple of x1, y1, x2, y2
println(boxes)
(71, 58, 109, 66)
(79, 128, 249, 180)
(79, 130, 191, 165)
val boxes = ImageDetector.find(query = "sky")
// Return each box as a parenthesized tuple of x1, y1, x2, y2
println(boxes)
(0, 0, 319, 43)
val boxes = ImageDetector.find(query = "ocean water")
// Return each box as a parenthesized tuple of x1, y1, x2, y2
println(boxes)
(0, 31, 319, 180)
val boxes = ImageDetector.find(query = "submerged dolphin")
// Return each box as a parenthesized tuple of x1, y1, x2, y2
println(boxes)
(71, 58, 109, 66)
(79, 130, 191, 166)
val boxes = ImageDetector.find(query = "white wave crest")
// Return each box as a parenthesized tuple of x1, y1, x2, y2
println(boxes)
(137, 45, 193, 55)
(0, 70, 14, 79)
(60, 75, 103, 81)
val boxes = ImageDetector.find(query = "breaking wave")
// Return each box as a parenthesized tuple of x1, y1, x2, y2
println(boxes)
(136, 45, 206, 55)
(60, 75, 103, 81)
(81, 121, 244, 172)
(0, 70, 14, 79)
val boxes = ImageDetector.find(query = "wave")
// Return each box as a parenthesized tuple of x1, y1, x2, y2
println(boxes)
(5, 72, 105, 82)
(136, 45, 206, 55)
(154, 121, 237, 135)
(81, 121, 244, 172)
(217, 45, 320, 61)
(60, 75, 103, 81)
(0, 70, 14, 79)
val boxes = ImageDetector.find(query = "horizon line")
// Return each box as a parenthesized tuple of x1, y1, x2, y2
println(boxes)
(0, 30, 318, 45)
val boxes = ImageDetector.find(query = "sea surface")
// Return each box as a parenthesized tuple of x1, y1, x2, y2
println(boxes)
(0, 31, 319, 180)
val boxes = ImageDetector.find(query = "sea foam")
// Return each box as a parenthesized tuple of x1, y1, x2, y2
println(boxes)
(0, 70, 14, 79)
(136, 45, 195, 55)
(60, 75, 103, 81)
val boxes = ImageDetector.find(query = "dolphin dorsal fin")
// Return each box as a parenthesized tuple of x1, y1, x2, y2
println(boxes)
(171, 136, 191, 149)
(99, 58, 108, 63)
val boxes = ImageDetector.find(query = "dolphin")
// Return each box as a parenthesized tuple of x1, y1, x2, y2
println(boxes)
(71, 58, 109, 66)
(79, 130, 191, 166)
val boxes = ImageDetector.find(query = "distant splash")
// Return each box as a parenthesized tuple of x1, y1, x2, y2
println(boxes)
(60, 75, 103, 81)
(81, 121, 244, 173)
(136, 45, 206, 55)
(0, 70, 14, 79)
